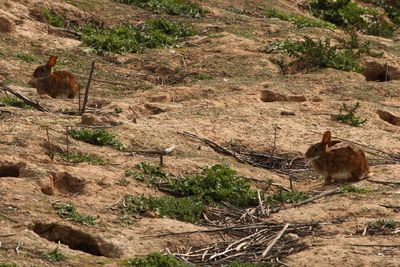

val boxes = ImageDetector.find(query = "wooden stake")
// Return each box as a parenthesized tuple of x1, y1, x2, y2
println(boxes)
(46, 127, 54, 161)
(66, 126, 70, 162)
(80, 61, 96, 115)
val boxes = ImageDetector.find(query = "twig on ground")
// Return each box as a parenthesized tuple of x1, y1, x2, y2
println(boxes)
(351, 244, 400, 248)
(293, 187, 340, 207)
(367, 179, 400, 185)
(261, 223, 290, 258)
(15, 241, 22, 254)
(0, 84, 50, 112)
(0, 233, 16, 238)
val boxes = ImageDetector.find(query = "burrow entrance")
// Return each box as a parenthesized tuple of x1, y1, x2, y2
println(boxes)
(51, 172, 86, 194)
(0, 163, 24, 177)
(32, 222, 122, 258)
(363, 61, 400, 82)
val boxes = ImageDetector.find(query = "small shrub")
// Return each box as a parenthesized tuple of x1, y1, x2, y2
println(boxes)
(43, 247, 67, 262)
(265, 8, 336, 29)
(339, 184, 371, 193)
(267, 37, 363, 72)
(309, 0, 396, 37)
(53, 202, 96, 226)
(43, 9, 65, 27)
(14, 52, 36, 62)
(331, 102, 367, 127)
(68, 128, 124, 150)
(0, 96, 31, 109)
(56, 151, 108, 165)
(117, 0, 205, 17)
(120, 195, 205, 223)
(372, 218, 398, 229)
(126, 252, 189, 267)
(80, 18, 196, 54)
(266, 191, 310, 204)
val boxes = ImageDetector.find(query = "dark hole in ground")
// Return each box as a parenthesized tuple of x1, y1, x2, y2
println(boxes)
(32, 222, 121, 258)
(363, 62, 399, 82)
(0, 164, 21, 177)
(51, 172, 86, 194)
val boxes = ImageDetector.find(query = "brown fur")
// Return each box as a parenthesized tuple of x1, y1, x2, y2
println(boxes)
(33, 56, 79, 99)
(305, 131, 370, 184)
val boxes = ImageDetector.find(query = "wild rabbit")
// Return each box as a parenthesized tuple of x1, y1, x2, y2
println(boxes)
(305, 131, 370, 185)
(32, 55, 78, 99)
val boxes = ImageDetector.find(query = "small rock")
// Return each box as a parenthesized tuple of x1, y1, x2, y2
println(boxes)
(312, 96, 323, 102)
(260, 89, 306, 102)
(148, 94, 171, 102)
(377, 110, 400, 126)
(81, 114, 101, 126)
(0, 16, 16, 33)
(281, 111, 296, 116)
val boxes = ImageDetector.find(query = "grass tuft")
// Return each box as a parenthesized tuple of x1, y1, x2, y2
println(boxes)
(14, 52, 36, 62)
(0, 96, 31, 109)
(56, 151, 108, 165)
(43, 9, 65, 27)
(68, 128, 124, 150)
(339, 184, 371, 193)
(117, 0, 205, 17)
(80, 18, 196, 54)
(43, 247, 67, 262)
(372, 218, 398, 229)
(120, 195, 205, 223)
(310, 0, 396, 37)
(332, 102, 367, 127)
(265, 8, 336, 29)
(126, 252, 190, 267)
(53, 202, 96, 226)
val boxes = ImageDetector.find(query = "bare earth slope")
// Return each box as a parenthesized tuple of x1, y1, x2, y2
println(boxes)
(1, 0, 400, 266)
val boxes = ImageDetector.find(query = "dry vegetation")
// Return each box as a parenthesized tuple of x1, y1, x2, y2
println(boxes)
(1, 0, 400, 266)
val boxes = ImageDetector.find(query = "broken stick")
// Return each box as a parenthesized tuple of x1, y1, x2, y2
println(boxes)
(80, 60, 96, 115)
(260, 222, 290, 258)
(293, 187, 340, 207)
(0, 84, 50, 112)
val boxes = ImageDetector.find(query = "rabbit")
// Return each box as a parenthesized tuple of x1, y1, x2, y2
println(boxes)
(305, 131, 370, 185)
(32, 55, 79, 99)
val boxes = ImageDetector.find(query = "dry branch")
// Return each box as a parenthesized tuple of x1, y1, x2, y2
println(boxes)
(80, 61, 96, 115)
(293, 187, 340, 207)
(367, 179, 400, 186)
(261, 223, 290, 258)
(0, 84, 50, 112)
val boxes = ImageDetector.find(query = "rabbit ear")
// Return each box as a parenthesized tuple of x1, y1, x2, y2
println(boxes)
(322, 131, 331, 145)
(47, 56, 58, 67)
(328, 140, 341, 147)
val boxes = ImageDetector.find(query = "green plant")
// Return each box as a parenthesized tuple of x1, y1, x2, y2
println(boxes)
(0, 264, 17, 267)
(43, 247, 67, 262)
(332, 102, 367, 127)
(56, 151, 108, 165)
(53, 202, 96, 226)
(117, 0, 205, 17)
(372, 218, 397, 229)
(339, 184, 371, 193)
(80, 18, 196, 54)
(116, 177, 131, 186)
(0, 96, 31, 109)
(68, 128, 124, 150)
(114, 107, 123, 113)
(0, 50, 4, 59)
(265, 8, 336, 29)
(309, 0, 396, 37)
(120, 195, 205, 223)
(266, 191, 310, 204)
(14, 52, 36, 62)
(43, 9, 65, 27)
(126, 252, 190, 267)
(374, 0, 400, 24)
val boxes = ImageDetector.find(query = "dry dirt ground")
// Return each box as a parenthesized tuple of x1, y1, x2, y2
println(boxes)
(1, 0, 400, 266)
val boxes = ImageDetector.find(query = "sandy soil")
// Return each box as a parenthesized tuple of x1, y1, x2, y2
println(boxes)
(1, 0, 400, 266)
